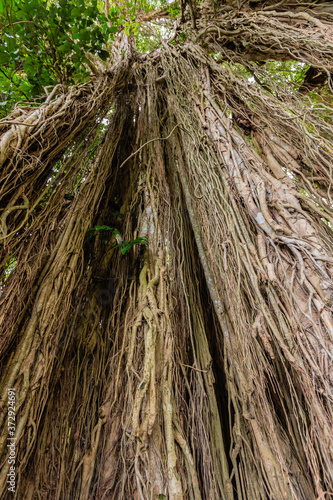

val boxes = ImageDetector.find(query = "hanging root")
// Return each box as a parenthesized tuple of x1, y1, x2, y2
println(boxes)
(1, 14, 333, 499)
(161, 41, 333, 498)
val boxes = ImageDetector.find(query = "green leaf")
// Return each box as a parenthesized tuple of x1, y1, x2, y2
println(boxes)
(120, 244, 132, 254)
(97, 49, 109, 61)
(0, 0, 114, 113)
(113, 236, 149, 254)
(112, 241, 127, 250)
(0, 52, 11, 64)
(71, 7, 81, 17)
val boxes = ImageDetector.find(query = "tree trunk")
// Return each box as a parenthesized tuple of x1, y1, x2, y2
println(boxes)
(1, 4, 333, 499)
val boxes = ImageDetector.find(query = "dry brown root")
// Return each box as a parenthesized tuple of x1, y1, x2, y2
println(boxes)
(1, 17, 333, 498)
(0, 34, 133, 253)
(0, 103, 127, 497)
(93, 87, 230, 498)
(0, 35, 133, 360)
(162, 44, 333, 498)
(0, 70, 232, 499)
(195, 9, 333, 79)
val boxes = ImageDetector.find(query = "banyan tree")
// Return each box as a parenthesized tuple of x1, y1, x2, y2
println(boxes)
(0, 0, 333, 497)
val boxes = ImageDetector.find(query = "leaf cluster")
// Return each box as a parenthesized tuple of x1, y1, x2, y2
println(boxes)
(114, 236, 149, 254)
(87, 225, 149, 254)
(0, 0, 120, 115)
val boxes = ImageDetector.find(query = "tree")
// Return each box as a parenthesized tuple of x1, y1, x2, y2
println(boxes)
(0, 0, 333, 498)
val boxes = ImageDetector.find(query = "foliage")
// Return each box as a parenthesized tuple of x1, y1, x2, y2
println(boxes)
(0, 0, 119, 116)
(0, 255, 17, 284)
(87, 224, 121, 243)
(87, 225, 121, 234)
(87, 225, 149, 253)
(113, 236, 149, 254)
(166, 2, 180, 18)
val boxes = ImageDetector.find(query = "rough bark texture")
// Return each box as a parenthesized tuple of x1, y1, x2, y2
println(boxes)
(1, 1, 333, 498)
